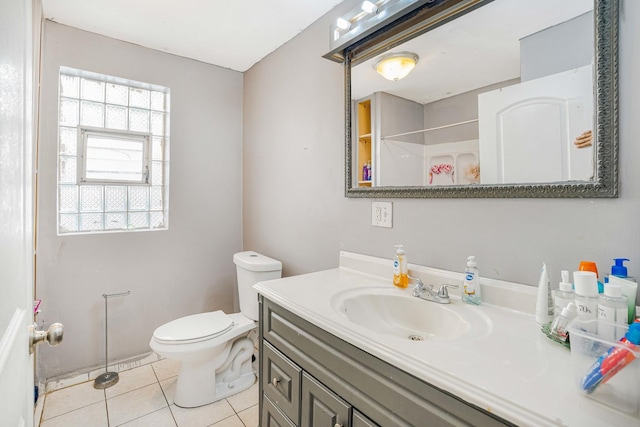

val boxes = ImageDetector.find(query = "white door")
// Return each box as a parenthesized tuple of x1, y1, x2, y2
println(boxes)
(478, 65, 593, 184)
(0, 0, 36, 425)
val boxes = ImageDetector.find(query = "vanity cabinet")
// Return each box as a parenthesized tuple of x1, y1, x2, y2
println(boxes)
(258, 296, 514, 427)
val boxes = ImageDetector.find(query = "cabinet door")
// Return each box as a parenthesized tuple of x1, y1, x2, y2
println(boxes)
(301, 372, 350, 427)
(352, 410, 379, 427)
(263, 394, 296, 427)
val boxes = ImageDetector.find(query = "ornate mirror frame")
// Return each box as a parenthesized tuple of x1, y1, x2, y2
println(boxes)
(336, 0, 618, 198)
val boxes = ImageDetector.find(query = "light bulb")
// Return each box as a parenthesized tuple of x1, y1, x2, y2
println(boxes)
(362, 1, 378, 14)
(374, 52, 419, 81)
(336, 17, 351, 30)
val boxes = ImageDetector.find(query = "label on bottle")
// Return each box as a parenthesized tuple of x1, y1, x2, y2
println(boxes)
(599, 305, 630, 324)
(463, 272, 476, 295)
(393, 259, 399, 275)
(576, 298, 597, 318)
(598, 305, 614, 321)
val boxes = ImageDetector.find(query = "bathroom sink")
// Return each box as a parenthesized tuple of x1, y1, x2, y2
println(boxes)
(331, 287, 489, 341)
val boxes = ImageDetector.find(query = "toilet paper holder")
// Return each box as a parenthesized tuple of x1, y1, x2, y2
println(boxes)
(94, 291, 131, 389)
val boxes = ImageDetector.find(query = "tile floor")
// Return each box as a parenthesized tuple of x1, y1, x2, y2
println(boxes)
(39, 358, 258, 427)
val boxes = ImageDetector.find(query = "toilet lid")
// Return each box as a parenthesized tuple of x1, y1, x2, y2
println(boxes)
(153, 311, 234, 343)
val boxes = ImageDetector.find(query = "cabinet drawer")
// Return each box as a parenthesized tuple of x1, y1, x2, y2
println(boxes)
(263, 340, 301, 425)
(301, 372, 350, 427)
(353, 410, 379, 427)
(263, 394, 296, 427)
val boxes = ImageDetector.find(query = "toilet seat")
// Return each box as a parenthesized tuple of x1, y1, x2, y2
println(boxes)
(153, 311, 234, 344)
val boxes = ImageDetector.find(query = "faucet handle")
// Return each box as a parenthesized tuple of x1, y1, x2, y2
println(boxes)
(437, 284, 458, 298)
(409, 276, 425, 296)
(408, 276, 424, 287)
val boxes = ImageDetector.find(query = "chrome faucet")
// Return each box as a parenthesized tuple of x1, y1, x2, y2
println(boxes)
(410, 277, 458, 304)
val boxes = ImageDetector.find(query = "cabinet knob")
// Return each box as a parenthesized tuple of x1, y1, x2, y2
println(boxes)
(271, 377, 280, 387)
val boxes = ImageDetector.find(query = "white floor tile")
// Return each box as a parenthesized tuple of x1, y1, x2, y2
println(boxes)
(40, 355, 263, 427)
(237, 405, 258, 427)
(152, 358, 181, 381)
(211, 414, 245, 427)
(45, 372, 89, 394)
(159, 376, 177, 405)
(226, 382, 258, 413)
(170, 399, 235, 427)
(107, 383, 168, 426)
(119, 407, 177, 427)
(40, 401, 107, 427)
(42, 381, 105, 420)
(105, 364, 158, 399)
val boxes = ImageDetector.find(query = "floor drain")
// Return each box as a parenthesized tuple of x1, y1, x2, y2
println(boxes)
(408, 335, 424, 341)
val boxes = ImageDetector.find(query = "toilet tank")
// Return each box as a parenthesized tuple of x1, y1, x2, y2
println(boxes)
(233, 251, 282, 321)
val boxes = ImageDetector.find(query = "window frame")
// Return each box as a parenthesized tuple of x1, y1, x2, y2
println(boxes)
(57, 67, 170, 235)
(77, 126, 152, 186)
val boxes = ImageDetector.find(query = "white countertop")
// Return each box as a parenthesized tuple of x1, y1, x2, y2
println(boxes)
(254, 252, 639, 427)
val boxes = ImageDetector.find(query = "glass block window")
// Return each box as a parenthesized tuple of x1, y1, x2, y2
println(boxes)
(57, 67, 170, 234)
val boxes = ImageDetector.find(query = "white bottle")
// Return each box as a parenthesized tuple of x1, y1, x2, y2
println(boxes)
(574, 271, 599, 332)
(598, 283, 629, 340)
(554, 270, 574, 314)
(462, 256, 481, 305)
(535, 263, 553, 324)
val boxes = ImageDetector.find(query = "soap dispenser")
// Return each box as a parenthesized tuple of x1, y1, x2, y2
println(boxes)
(462, 256, 481, 305)
(610, 258, 633, 281)
(393, 245, 408, 288)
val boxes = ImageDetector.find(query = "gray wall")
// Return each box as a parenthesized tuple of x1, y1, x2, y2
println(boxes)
(37, 22, 243, 378)
(423, 79, 519, 145)
(243, 1, 640, 303)
(521, 12, 594, 82)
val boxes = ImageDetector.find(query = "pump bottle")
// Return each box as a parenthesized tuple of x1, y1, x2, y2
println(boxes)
(554, 270, 574, 314)
(393, 245, 408, 288)
(462, 256, 481, 305)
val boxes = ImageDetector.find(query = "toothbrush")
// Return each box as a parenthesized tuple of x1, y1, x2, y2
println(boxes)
(581, 320, 640, 393)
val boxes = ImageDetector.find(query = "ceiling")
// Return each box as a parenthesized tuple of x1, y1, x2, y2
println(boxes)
(42, 0, 346, 72)
(352, 0, 593, 104)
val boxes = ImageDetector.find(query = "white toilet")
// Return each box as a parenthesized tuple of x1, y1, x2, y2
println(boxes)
(149, 251, 282, 408)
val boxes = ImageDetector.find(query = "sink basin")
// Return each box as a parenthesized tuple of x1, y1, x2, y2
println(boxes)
(331, 287, 489, 341)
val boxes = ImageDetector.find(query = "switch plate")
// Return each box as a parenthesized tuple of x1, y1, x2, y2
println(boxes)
(372, 202, 392, 228)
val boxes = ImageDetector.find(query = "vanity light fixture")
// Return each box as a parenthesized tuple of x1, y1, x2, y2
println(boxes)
(374, 52, 419, 81)
(336, 17, 351, 30)
(362, 1, 379, 14)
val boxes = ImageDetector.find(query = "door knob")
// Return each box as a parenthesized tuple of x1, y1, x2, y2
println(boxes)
(29, 322, 64, 354)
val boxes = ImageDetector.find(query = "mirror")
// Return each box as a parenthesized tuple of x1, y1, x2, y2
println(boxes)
(340, 0, 618, 198)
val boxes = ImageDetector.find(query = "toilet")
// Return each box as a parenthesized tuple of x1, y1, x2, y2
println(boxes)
(149, 251, 282, 408)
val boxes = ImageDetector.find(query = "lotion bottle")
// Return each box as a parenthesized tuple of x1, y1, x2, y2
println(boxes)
(462, 256, 481, 305)
(393, 245, 408, 288)
(535, 263, 553, 324)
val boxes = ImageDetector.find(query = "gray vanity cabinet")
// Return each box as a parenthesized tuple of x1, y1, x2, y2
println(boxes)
(258, 296, 513, 427)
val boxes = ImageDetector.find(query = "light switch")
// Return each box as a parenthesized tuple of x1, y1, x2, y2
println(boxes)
(372, 202, 392, 228)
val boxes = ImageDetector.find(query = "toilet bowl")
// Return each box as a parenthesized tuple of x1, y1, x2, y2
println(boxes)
(149, 251, 282, 408)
